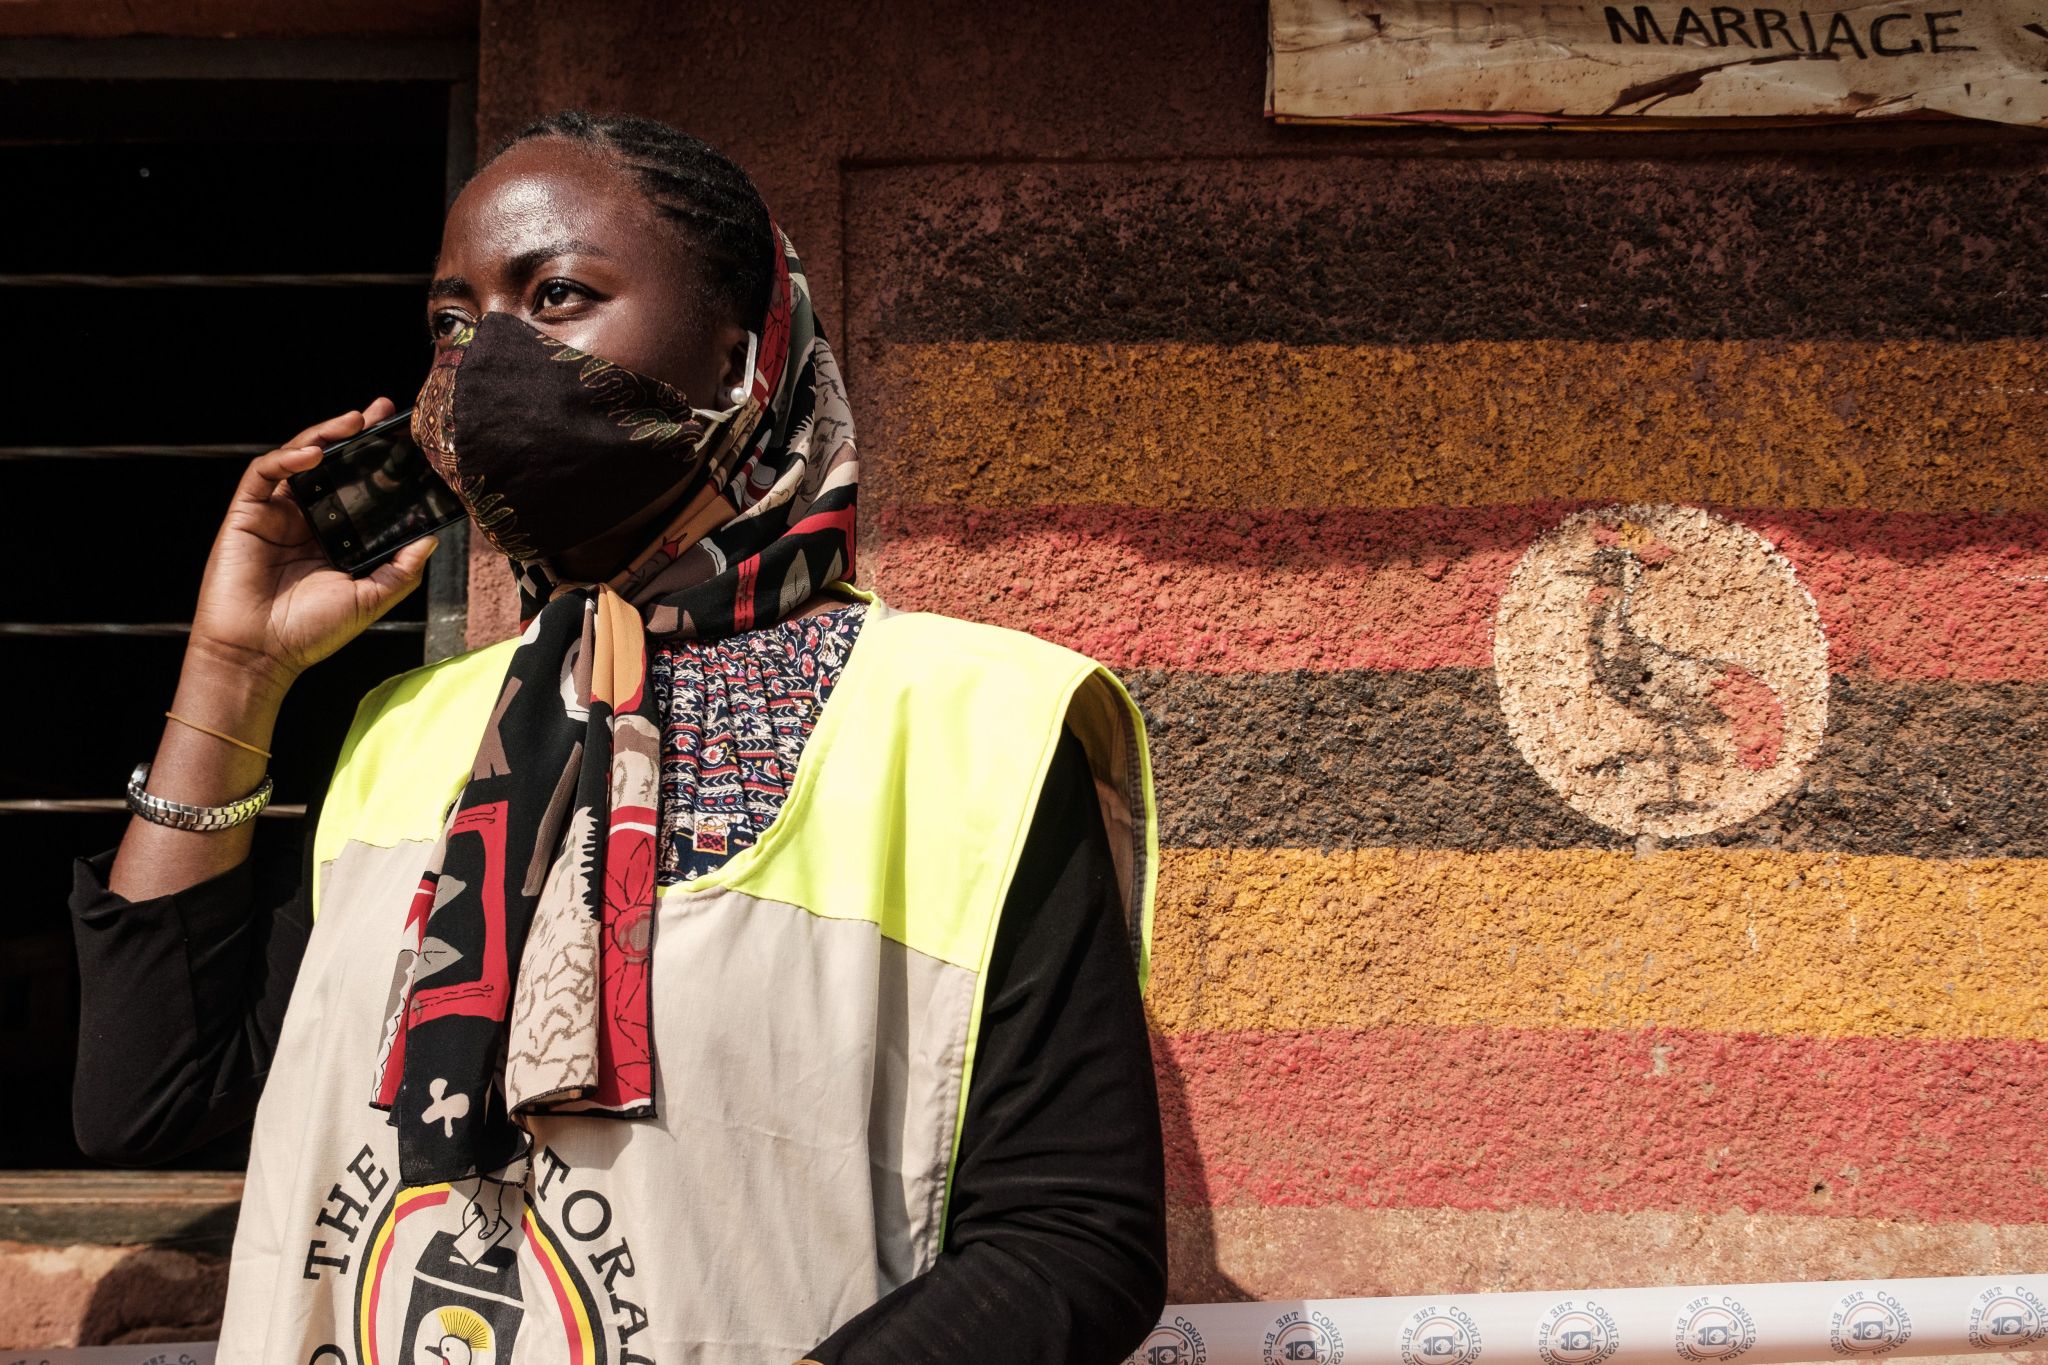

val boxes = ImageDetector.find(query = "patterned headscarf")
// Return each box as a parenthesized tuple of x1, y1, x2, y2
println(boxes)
(370, 226, 858, 1185)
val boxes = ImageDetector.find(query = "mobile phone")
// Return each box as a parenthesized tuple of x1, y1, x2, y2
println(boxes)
(286, 409, 465, 577)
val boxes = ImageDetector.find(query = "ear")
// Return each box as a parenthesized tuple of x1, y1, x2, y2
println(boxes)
(713, 322, 752, 403)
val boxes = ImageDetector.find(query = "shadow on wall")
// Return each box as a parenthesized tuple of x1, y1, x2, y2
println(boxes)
(1155, 1039, 1251, 1304)
(78, 1246, 227, 1347)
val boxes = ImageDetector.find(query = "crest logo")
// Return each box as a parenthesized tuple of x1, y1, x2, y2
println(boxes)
(1830, 1289, 1913, 1355)
(1400, 1305, 1481, 1365)
(1494, 505, 1827, 838)
(1967, 1285, 2048, 1349)
(1538, 1300, 1619, 1365)
(1130, 1315, 1209, 1365)
(1266, 1309, 1347, 1365)
(1674, 1294, 1758, 1362)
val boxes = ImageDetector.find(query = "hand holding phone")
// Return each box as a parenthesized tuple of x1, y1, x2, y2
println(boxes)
(181, 400, 443, 704)
(286, 408, 466, 577)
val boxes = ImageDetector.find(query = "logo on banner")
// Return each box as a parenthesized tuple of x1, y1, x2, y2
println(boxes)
(1674, 1294, 1758, 1362)
(1494, 504, 1827, 839)
(1400, 1305, 1481, 1365)
(1967, 1285, 2048, 1349)
(1538, 1300, 1619, 1365)
(1265, 1308, 1346, 1365)
(1130, 1315, 1210, 1365)
(1830, 1289, 1913, 1355)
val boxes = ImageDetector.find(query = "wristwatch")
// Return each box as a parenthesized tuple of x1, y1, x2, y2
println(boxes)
(125, 762, 274, 832)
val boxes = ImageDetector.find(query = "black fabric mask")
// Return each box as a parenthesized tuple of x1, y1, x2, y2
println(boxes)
(411, 311, 753, 562)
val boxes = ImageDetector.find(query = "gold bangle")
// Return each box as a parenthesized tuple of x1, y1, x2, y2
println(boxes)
(164, 710, 273, 759)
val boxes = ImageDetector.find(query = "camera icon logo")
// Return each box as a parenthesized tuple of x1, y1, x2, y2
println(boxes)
(1129, 1318, 1208, 1365)
(1538, 1302, 1618, 1365)
(1264, 1309, 1346, 1365)
(1967, 1289, 2047, 1350)
(1674, 1297, 1758, 1363)
(1400, 1309, 1479, 1365)
(1829, 1290, 1912, 1356)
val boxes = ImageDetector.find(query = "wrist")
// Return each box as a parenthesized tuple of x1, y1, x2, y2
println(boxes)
(181, 634, 299, 714)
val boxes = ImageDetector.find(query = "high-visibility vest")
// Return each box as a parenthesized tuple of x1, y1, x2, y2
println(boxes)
(216, 594, 1157, 1365)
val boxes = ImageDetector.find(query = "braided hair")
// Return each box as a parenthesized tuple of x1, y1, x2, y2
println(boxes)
(480, 110, 775, 331)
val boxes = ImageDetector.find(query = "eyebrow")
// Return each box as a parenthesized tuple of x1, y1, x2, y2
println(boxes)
(425, 237, 613, 300)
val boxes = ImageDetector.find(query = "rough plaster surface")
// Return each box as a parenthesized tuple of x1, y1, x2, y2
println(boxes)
(0, 1242, 226, 1349)
(1167, 1205, 2048, 1304)
(1156, 1026, 2048, 1219)
(1145, 848, 2048, 1037)
(847, 154, 2048, 346)
(859, 339, 2045, 514)
(1123, 673, 2048, 857)
(870, 507, 2048, 681)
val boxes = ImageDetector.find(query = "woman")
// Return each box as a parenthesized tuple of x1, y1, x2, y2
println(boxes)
(68, 111, 1166, 1365)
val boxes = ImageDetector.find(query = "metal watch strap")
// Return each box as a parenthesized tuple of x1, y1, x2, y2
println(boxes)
(125, 762, 274, 832)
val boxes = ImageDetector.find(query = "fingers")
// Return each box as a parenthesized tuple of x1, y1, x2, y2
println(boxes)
(242, 400, 392, 509)
(283, 406, 371, 453)
(357, 533, 441, 616)
(234, 443, 323, 507)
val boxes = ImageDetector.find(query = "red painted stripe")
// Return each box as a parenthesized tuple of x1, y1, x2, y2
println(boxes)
(1155, 1026, 2048, 1223)
(871, 505, 2048, 681)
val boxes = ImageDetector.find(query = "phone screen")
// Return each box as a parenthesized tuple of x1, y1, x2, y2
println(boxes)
(286, 409, 466, 577)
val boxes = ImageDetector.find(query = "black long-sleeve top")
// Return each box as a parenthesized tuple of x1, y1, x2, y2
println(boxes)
(69, 730, 1165, 1365)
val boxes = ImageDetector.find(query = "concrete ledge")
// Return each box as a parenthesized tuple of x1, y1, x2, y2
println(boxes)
(0, 1174, 241, 1254)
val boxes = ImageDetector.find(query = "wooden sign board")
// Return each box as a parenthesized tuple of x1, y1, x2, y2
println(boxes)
(1268, 0, 2048, 126)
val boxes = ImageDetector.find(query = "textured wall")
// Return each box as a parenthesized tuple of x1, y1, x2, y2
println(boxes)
(476, 0, 2048, 1324)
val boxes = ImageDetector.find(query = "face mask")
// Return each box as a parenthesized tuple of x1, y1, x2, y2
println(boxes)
(411, 311, 761, 563)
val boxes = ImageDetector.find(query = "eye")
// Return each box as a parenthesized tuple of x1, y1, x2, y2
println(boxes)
(426, 309, 470, 343)
(535, 279, 588, 310)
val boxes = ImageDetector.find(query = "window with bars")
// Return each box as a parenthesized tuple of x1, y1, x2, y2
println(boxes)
(0, 43, 474, 1173)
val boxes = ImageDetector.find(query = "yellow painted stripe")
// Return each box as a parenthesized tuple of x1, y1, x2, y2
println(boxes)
(1168, 1204, 2048, 1305)
(860, 340, 2045, 510)
(1147, 847, 2048, 1040)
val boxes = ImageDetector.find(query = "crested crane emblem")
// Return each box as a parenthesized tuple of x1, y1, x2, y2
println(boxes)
(1494, 505, 1828, 838)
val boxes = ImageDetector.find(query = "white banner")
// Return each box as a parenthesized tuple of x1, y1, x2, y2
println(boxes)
(14, 1277, 2045, 1365)
(6, 1349, 214, 1365)
(1129, 1276, 2048, 1365)
(1268, 0, 2048, 126)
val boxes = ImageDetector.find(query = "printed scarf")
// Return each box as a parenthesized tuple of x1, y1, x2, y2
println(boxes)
(369, 228, 859, 1184)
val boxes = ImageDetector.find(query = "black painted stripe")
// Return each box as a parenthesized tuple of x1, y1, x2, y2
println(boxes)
(850, 147, 2048, 344)
(1128, 670, 2048, 858)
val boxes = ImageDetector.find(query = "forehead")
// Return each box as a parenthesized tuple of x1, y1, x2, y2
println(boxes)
(439, 137, 683, 271)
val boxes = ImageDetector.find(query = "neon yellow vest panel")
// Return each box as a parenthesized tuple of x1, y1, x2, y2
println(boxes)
(215, 597, 1157, 1365)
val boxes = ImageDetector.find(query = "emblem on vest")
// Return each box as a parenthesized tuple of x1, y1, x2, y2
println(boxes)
(298, 1140, 657, 1364)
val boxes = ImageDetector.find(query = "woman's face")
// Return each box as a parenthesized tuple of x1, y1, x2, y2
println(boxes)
(424, 135, 753, 575)
(426, 136, 748, 407)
